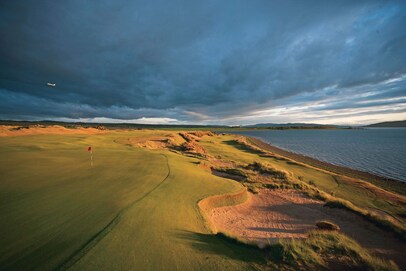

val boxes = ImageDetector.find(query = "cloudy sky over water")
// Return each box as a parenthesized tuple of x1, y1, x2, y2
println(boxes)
(1, 0, 405, 125)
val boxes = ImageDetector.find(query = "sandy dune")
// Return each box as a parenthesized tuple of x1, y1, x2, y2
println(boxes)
(209, 189, 406, 267)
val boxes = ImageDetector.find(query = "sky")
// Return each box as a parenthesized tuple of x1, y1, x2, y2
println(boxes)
(0, 0, 405, 125)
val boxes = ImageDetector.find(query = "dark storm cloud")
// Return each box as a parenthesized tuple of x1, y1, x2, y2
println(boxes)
(0, 0, 405, 124)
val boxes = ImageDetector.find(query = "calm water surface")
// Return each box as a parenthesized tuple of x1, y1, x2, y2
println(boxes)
(229, 128, 406, 182)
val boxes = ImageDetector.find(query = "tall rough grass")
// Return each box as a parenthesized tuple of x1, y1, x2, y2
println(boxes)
(216, 230, 399, 271)
(269, 230, 399, 271)
(246, 161, 290, 181)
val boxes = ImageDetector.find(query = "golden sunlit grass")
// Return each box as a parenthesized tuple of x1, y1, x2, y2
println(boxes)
(0, 127, 404, 270)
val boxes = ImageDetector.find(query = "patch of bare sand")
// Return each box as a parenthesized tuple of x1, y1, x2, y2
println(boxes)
(209, 189, 406, 267)
(0, 125, 106, 137)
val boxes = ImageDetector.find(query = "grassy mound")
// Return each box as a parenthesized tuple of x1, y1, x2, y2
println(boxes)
(268, 231, 399, 271)
(189, 131, 214, 137)
(247, 161, 290, 181)
(214, 230, 399, 271)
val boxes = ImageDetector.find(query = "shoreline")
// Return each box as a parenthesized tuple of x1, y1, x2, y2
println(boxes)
(246, 136, 406, 195)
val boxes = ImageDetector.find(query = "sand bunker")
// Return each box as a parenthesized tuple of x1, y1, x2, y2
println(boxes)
(210, 189, 322, 244)
(209, 189, 406, 266)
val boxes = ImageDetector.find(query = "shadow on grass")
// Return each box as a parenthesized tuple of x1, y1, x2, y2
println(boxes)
(286, 160, 300, 165)
(173, 230, 265, 263)
(222, 140, 263, 155)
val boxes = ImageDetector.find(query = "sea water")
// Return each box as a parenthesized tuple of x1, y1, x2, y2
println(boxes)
(229, 128, 406, 182)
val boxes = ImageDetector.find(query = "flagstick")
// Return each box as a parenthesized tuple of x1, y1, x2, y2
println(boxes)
(90, 150, 93, 167)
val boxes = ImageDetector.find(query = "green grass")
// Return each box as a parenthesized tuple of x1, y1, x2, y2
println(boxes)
(67, 152, 259, 270)
(0, 133, 168, 270)
(0, 131, 261, 270)
(0, 130, 404, 270)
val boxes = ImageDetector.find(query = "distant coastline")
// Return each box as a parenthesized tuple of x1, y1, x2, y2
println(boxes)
(365, 120, 406, 128)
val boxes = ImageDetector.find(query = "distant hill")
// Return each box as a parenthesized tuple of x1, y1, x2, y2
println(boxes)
(366, 120, 406, 127)
(245, 123, 339, 128)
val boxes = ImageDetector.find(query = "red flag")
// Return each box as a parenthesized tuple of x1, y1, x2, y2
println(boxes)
(87, 146, 92, 152)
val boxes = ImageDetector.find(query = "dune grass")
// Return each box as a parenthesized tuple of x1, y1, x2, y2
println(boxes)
(212, 230, 398, 271)
(246, 161, 290, 181)
(269, 230, 399, 271)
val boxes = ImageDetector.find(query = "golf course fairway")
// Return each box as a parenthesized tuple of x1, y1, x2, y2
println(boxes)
(0, 127, 404, 270)
(0, 131, 259, 270)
